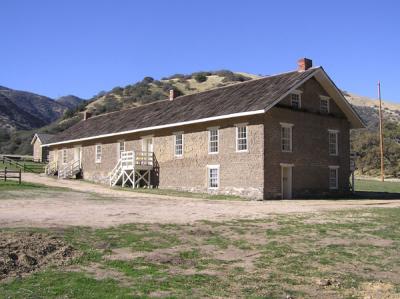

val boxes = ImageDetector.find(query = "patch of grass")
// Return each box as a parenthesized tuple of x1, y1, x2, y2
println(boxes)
(105, 259, 222, 297)
(63, 224, 181, 255)
(355, 179, 400, 193)
(113, 186, 245, 201)
(0, 270, 133, 299)
(0, 181, 72, 197)
(0, 161, 45, 173)
(0, 180, 49, 190)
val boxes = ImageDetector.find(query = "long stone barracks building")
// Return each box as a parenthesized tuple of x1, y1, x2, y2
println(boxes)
(41, 59, 364, 199)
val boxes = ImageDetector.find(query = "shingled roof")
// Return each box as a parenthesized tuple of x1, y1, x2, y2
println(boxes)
(45, 66, 363, 146)
(31, 133, 54, 145)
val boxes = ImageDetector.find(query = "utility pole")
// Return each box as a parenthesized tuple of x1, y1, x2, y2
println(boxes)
(377, 81, 385, 182)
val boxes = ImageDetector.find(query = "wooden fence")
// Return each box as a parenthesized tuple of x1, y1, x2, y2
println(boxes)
(1, 156, 45, 173)
(0, 167, 21, 184)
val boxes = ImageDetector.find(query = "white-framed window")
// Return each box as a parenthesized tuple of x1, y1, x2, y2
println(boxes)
(328, 130, 339, 156)
(320, 96, 330, 114)
(329, 166, 339, 189)
(208, 127, 219, 154)
(236, 124, 248, 152)
(291, 91, 302, 109)
(207, 165, 220, 189)
(95, 144, 102, 163)
(174, 132, 184, 157)
(280, 123, 293, 152)
(118, 140, 125, 158)
(62, 148, 67, 164)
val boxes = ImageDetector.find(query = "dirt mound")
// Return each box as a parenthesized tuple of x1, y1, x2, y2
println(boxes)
(0, 232, 79, 280)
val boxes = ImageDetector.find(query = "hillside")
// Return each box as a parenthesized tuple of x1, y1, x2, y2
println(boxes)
(85, 71, 254, 115)
(343, 91, 400, 129)
(0, 86, 65, 131)
(0, 86, 85, 131)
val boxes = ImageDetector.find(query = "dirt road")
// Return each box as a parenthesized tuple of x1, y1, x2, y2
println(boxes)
(1, 173, 399, 228)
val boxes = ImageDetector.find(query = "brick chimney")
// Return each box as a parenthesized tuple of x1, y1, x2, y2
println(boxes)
(83, 111, 91, 121)
(169, 89, 174, 101)
(297, 58, 313, 72)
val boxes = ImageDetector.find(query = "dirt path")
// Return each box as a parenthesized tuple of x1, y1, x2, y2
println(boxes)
(0, 173, 399, 228)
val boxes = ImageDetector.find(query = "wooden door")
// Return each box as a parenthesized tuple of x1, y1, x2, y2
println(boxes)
(281, 166, 292, 199)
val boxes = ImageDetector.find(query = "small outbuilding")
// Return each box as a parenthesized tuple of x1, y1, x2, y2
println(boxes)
(31, 133, 54, 162)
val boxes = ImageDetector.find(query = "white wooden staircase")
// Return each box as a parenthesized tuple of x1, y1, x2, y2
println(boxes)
(45, 161, 58, 175)
(58, 160, 81, 179)
(109, 151, 153, 188)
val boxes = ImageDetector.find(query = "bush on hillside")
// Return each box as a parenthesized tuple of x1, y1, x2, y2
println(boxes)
(194, 74, 207, 83)
(111, 87, 123, 96)
(142, 77, 154, 84)
(221, 73, 251, 83)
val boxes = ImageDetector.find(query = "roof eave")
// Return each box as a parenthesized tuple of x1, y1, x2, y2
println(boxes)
(30, 134, 40, 145)
(313, 68, 366, 129)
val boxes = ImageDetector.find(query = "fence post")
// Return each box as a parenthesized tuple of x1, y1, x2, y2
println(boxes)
(4, 167, 7, 182)
(19, 169, 21, 184)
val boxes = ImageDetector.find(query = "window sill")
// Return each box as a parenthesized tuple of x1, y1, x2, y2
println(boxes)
(236, 150, 249, 153)
(282, 150, 292, 153)
(208, 152, 219, 155)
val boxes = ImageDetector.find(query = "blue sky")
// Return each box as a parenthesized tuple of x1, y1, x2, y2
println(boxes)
(1, 0, 399, 103)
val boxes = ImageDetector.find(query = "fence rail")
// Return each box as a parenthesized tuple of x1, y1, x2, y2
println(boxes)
(0, 167, 21, 184)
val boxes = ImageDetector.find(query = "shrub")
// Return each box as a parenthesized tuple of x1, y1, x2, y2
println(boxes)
(194, 74, 207, 83)
(62, 109, 75, 119)
(142, 77, 154, 84)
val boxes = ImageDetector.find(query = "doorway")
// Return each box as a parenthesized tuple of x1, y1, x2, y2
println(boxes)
(142, 137, 154, 166)
(142, 137, 153, 153)
(74, 146, 82, 167)
(281, 164, 293, 199)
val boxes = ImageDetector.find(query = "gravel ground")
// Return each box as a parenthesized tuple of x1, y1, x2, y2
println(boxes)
(0, 173, 399, 228)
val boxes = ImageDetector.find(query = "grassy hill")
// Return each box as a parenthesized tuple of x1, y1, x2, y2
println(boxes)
(84, 71, 255, 115)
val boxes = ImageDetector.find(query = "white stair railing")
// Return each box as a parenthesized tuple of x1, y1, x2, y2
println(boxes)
(109, 159, 122, 186)
(45, 161, 58, 175)
(109, 151, 135, 187)
(58, 160, 80, 179)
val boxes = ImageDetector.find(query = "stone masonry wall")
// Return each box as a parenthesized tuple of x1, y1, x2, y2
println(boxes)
(48, 115, 265, 199)
(264, 78, 351, 198)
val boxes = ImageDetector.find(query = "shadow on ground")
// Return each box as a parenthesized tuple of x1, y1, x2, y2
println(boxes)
(352, 191, 400, 200)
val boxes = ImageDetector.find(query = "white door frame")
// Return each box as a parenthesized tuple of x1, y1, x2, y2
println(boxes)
(141, 136, 154, 153)
(280, 163, 294, 199)
(74, 145, 82, 168)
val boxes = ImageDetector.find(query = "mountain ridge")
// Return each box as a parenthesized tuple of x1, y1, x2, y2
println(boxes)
(0, 86, 85, 131)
